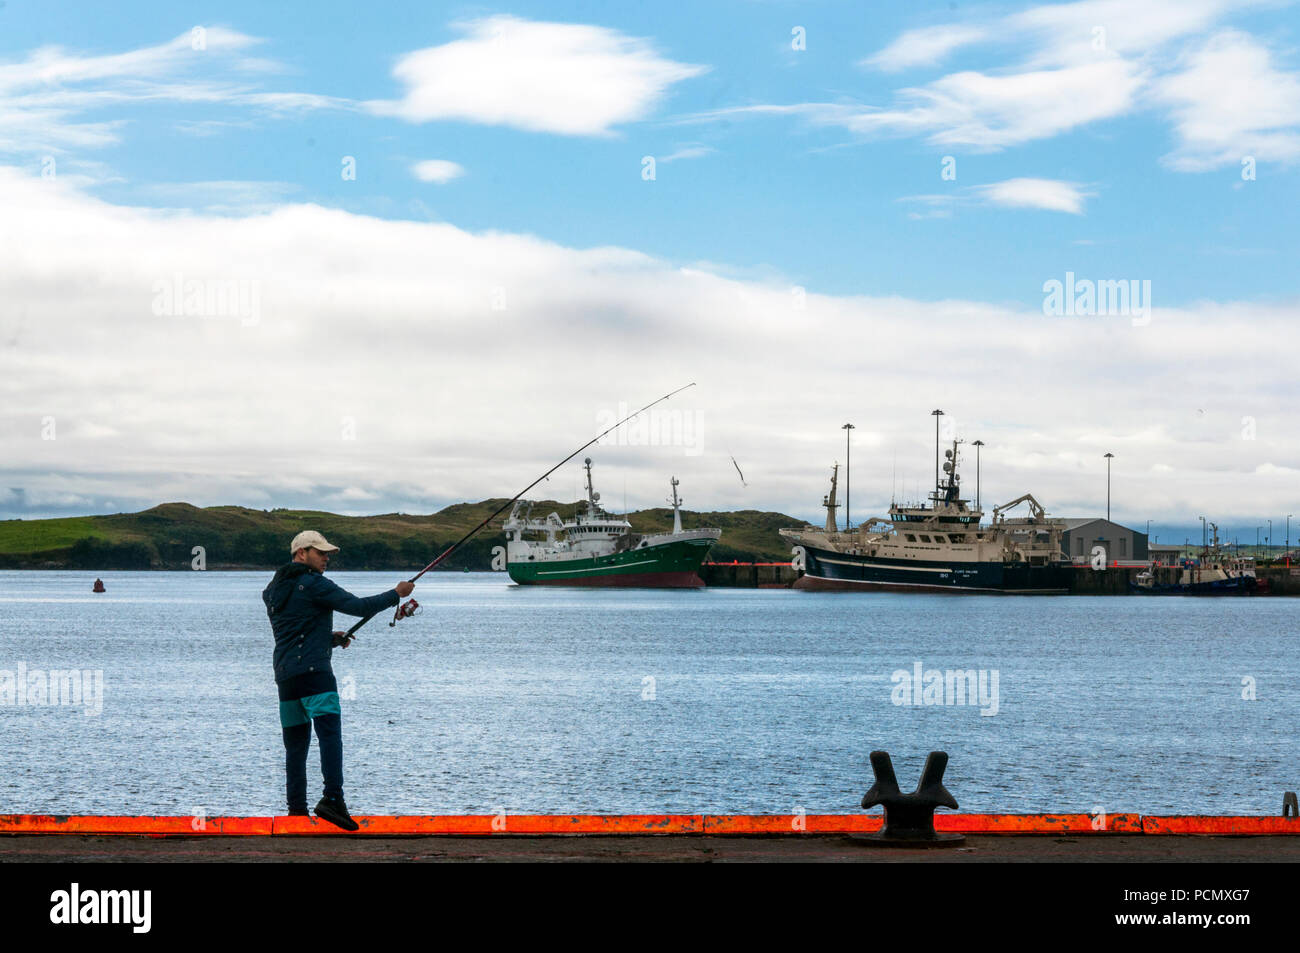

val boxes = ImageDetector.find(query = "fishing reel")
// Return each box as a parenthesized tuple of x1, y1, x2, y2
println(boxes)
(389, 598, 421, 627)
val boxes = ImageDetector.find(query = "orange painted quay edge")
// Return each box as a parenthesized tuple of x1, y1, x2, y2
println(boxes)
(1141, 816, 1300, 835)
(0, 812, 1291, 836)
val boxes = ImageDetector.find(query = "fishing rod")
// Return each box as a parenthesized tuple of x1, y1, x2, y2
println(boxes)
(345, 382, 698, 638)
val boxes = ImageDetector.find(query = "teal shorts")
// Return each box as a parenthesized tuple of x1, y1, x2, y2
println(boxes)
(278, 692, 341, 728)
(277, 671, 341, 728)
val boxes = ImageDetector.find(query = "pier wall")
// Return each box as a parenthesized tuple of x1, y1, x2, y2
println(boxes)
(701, 563, 1299, 594)
(1257, 566, 1300, 595)
(1068, 566, 1142, 594)
(700, 562, 797, 587)
(1069, 565, 1300, 595)
(4, 812, 1297, 836)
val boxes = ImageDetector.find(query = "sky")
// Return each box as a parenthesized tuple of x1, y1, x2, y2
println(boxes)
(1, 0, 1298, 547)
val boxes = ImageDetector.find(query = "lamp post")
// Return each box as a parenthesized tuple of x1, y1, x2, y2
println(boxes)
(1256, 526, 1262, 558)
(1288, 514, 1292, 567)
(972, 440, 984, 511)
(841, 423, 854, 531)
(931, 409, 944, 505)
(1267, 519, 1272, 561)
(1104, 452, 1114, 522)
(1199, 516, 1206, 551)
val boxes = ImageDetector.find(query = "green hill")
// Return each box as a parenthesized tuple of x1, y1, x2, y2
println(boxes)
(0, 500, 806, 570)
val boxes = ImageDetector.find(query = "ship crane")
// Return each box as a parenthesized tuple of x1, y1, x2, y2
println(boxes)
(991, 493, 1048, 524)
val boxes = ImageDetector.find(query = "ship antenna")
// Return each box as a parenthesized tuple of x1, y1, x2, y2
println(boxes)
(670, 476, 683, 534)
(931, 409, 944, 508)
(584, 457, 598, 513)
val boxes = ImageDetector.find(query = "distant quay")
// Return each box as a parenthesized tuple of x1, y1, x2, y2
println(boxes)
(701, 561, 798, 587)
(703, 562, 1300, 594)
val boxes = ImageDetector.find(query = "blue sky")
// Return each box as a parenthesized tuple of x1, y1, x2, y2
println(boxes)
(2, 0, 1299, 543)
(4, 1, 1296, 303)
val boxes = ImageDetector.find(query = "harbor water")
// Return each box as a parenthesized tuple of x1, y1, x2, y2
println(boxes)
(1, 570, 1295, 816)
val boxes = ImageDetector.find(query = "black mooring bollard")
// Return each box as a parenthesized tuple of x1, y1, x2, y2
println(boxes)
(852, 750, 965, 847)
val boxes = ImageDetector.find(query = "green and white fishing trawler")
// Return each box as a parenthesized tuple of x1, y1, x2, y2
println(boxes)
(503, 458, 721, 587)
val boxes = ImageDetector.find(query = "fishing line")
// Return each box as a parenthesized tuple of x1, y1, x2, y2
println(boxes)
(346, 382, 698, 637)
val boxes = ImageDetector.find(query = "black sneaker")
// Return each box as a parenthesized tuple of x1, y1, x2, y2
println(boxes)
(314, 796, 359, 831)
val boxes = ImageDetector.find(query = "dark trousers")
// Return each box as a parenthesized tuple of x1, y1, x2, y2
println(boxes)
(277, 671, 344, 810)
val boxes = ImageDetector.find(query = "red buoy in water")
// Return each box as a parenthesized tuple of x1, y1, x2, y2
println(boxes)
(92, 578, 105, 593)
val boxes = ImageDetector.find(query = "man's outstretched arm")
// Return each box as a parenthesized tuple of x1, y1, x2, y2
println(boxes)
(310, 575, 409, 617)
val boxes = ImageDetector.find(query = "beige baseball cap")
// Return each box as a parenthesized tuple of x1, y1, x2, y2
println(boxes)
(290, 530, 340, 555)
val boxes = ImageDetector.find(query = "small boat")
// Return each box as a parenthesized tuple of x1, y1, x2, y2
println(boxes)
(92, 578, 106, 593)
(1132, 523, 1257, 595)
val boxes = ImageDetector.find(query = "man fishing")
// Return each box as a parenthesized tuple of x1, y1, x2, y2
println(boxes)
(253, 386, 694, 829)
(262, 530, 414, 830)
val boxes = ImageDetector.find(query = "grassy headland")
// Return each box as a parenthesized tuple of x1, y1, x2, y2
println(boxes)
(0, 501, 805, 570)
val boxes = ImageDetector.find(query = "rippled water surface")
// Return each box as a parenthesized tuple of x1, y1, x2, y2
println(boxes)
(1, 570, 1296, 816)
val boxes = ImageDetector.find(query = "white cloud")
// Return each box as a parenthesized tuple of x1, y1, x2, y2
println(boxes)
(337, 487, 380, 501)
(1156, 31, 1300, 170)
(900, 178, 1093, 215)
(1, 165, 1296, 524)
(973, 178, 1092, 214)
(707, 0, 1300, 167)
(0, 28, 347, 157)
(367, 15, 707, 136)
(135, 179, 301, 213)
(1007, 0, 1250, 66)
(0, 26, 262, 91)
(411, 159, 465, 184)
(864, 24, 988, 72)
(849, 60, 1144, 148)
(658, 145, 715, 163)
(688, 61, 1144, 150)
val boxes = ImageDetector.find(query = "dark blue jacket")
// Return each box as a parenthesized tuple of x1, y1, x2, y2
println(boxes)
(262, 563, 400, 683)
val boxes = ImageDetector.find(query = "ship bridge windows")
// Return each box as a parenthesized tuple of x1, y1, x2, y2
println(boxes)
(905, 534, 917, 542)
(919, 535, 932, 543)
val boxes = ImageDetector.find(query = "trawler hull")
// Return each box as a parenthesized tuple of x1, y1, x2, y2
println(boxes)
(1131, 577, 1257, 595)
(794, 545, 1071, 594)
(507, 536, 716, 587)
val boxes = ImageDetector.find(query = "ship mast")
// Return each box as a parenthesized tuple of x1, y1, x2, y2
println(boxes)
(670, 476, 683, 534)
(823, 463, 840, 532)
(583, 457, 602, 517)
(931, 409, 944, 508)
(931, 439, 963, 507)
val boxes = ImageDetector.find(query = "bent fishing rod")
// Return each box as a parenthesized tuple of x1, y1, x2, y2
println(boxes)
(346, 382, 697, 638)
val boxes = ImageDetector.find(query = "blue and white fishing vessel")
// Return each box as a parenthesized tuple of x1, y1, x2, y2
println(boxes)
(1132, 523, 1257, 595)
(781, 423, 1072, 594)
